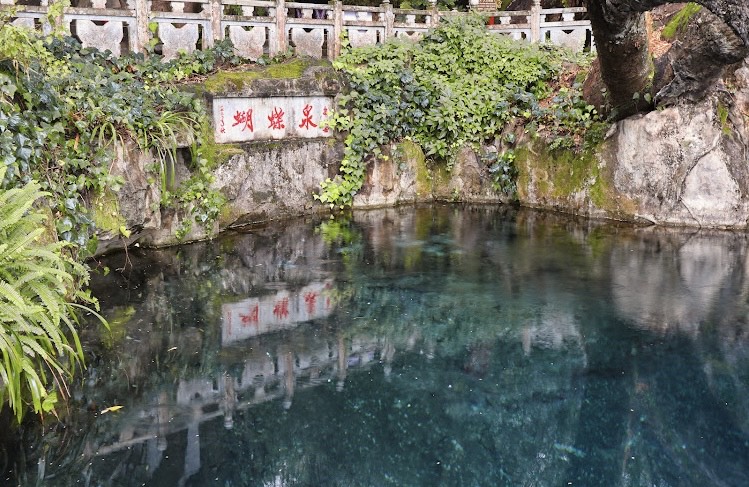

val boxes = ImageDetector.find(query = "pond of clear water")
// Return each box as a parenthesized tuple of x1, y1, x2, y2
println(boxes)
(3, 204, 749, 486)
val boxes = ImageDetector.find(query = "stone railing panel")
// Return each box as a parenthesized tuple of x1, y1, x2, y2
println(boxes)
(222, 0, 276, 59)
(66, 0, 131, 55)
(540, 7, 591, 51)
(2, 0, 591, 58)
(343, 6, 385, 48)
(151, 0, 211, 59)
(286, 2, 333, 59)
(392, 8, 430, 42)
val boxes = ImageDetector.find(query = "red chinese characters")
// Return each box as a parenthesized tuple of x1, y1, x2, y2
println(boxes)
(232, 108, 254, 132)
(273, 297, 290, 319)
(299, 104, 317, 130)
(303, 292, 317, 314)
(322, 107, 330, 133)
(239, 304, 259, 327)
(268, 107, 285, 130)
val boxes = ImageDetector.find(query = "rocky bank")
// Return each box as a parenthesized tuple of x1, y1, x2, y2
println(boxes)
(96, 55, 749, 254)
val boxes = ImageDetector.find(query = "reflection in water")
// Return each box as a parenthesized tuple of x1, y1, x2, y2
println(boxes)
(3, 205, 749, 486)
(222, 280, 336, 345)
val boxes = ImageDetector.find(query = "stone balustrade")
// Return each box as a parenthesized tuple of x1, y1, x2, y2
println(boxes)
(2, 0, 592, 60)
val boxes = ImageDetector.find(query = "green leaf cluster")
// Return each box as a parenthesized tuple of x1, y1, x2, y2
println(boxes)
(317, 15, 599, 207)
(0, 170, 103, 422)
(0, 21, 241, 253)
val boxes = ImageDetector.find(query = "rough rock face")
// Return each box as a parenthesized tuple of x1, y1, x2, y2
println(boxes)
(352, 144, 505, 208)
(655, 8, 749, 105)
(212, 140, 341, 226)
(521, 58, 749, 229)
(96, 48, 749, 254)
(352, 149, 419, 208)
(603, 60, 749, 228)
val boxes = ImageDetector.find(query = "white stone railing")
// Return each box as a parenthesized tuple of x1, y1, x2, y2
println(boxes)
(1, 0, 592, 60)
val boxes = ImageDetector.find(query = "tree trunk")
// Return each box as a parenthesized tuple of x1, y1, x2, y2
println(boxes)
(585, 1, 652, 119)
(585, 0, 749, 120)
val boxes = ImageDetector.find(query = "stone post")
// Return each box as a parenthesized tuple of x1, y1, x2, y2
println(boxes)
(530, 0, 541, 43)
(210, 0, 223, 43)
(382, 0, 394, 42)
(275, 0, 288, 55)
(43, 0, 64, 35)
(332, 0, 343, 58)
(428, 0, 439, 28)
(134, 0, 150, 53)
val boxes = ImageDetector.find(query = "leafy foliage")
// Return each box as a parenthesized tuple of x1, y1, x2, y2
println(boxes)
(317, 15, 600, 207)
(0, 15, 238, 255)
(0, 170, 102, 422)
(0, 10, 247, 419)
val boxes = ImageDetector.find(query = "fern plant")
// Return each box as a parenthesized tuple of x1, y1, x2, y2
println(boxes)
(0, 169, 102, 422)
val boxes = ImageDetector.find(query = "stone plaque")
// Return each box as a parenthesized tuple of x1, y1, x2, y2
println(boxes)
(213, 96, 334, 143)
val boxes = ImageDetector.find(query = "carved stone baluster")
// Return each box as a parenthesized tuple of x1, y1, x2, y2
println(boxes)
(229, 26, 267, 60)
(75, 0, 125, 56)
(159, 0, 200, 60)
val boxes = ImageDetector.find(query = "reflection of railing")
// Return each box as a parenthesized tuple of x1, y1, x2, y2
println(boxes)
(88, 332, 386, 485)
(2, 0, 591, 60)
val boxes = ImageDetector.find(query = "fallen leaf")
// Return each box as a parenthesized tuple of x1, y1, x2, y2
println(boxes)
(100, 405, 124, 414)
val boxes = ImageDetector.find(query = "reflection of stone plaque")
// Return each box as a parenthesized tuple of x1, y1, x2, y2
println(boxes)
(221, 280, 336, 345)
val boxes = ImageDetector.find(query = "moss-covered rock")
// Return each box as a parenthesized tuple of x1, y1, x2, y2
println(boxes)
(400, 139, 430, 197)
(204, 59, 310, 93)
(661, 3, 702, 40)
(91, 190, 127, 236)
(516, 140, 638, 220)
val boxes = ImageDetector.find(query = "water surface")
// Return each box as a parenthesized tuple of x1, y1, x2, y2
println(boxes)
(4, 205, 749, 486)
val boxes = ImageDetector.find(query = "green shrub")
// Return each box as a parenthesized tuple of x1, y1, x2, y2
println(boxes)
(0, 10, 238, 252)
(317, 15, 599, 208)
(0, 169, 102, 422)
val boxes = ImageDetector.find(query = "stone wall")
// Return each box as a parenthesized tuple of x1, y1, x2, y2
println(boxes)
(519, 59, 749, 230)
(95, 57, 749, 254)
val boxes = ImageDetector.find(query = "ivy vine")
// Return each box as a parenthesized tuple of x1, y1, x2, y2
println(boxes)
(0, 8, 246, 255)
(317, 15, 601, 208)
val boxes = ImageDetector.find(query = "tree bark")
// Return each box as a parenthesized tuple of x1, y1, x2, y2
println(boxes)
(655, 8, 749, 105)
(585, 0, 749, 120)
(585, 1, 652, 119)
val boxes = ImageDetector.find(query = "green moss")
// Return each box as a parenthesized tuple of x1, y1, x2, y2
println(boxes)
(218, 204, 238, 227)
(518, 145, 598, 198)
(517, 141, 639, 217)
(399, 140, 430, 196)
(204, 71, 261, 93)
(662, 3, 701, 40)
(203, 59, 310, 93)
(552, 151, 597, 197)
(717, 101, 731, 135)
(90, 190, 126, 233)
(199, 118, 244, 169)
(264, 58, 308, 79)
(430, 165, 452, 196)
(102, 306, 135, 349)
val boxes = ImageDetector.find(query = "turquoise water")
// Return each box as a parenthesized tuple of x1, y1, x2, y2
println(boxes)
(4, 205, 749, 486)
